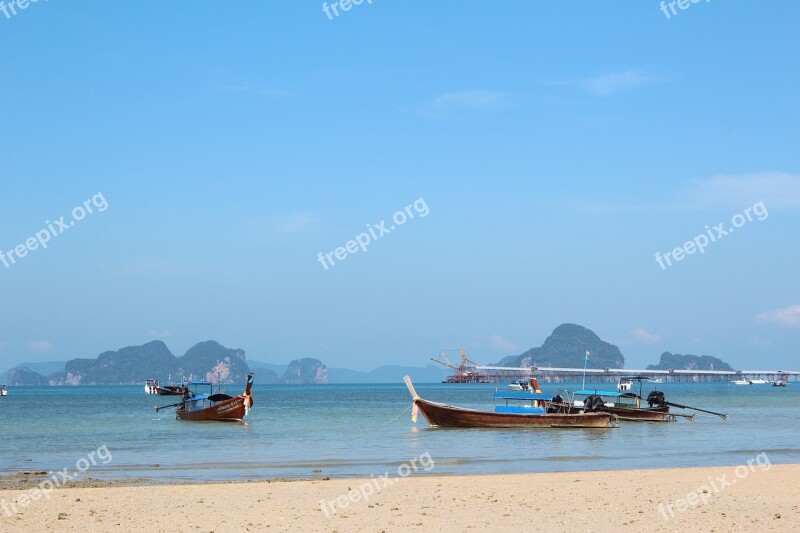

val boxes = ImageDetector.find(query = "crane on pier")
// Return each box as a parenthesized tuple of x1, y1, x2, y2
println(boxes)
(431, 348, 490, 383)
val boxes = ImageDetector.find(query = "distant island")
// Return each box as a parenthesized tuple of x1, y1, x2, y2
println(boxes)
(1, 340, 449, 386)
(491, 323, 736, 373)
(494, 323, 625, 369)
(646, 352, 734, 371)
(3, 340, 329, 386)
(1, 326, 741, 386)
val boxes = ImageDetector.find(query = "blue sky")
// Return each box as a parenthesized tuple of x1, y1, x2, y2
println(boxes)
(1, 1, 798, 372)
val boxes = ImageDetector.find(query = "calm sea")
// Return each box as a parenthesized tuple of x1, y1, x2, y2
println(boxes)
(1, 381, 798, 482)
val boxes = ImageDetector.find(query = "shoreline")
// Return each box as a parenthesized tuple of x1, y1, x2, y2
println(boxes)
(3, 459, 798, 489)
(2, 464, 798, 531)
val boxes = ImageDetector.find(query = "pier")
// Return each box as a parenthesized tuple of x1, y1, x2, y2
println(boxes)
(470, 366, 800, 384)
(432, 349, 799, 384)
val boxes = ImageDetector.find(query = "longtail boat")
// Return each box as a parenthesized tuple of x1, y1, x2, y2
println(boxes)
(570, 389, 677, 422)
(569, 376, 682, 422)
(156, 383, 189, 396)
(156, 373, 254, 422)
(145, 379, 188, 396)
(569, 376, 726, 421)
(403, 376, 615, 429)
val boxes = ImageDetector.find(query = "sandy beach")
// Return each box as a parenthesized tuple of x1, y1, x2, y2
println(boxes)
(1, 464, 797, 532)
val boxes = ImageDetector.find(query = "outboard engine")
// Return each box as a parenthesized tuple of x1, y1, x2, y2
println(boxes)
(584, 395, 603, 411)
(647, 390, 665, 407)
(548, 394, 565, 413)
(582, 395, 594, 411)
(592, 395, 605, 410)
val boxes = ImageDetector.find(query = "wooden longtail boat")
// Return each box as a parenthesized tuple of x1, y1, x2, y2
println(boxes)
(571, 381, 681, 423)
(569, 376, 728, 421)
(146, 379, 189, 396)
(403, 376, 615, 429)
(156, 384, 189, 396)
(578, 394, 675, 422)
(570, 375, 682, 422)
(156, 373, 254, 422)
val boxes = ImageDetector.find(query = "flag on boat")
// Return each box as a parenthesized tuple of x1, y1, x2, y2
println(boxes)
(585, 350, 590, 360)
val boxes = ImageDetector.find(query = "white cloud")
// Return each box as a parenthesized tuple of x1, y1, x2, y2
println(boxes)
(149, 329, 172, 339)
(582, 69, 659, 96)
(27, 340, 54, 352)
(755, 305, 800, 327)
(432, 90, 506, 110)
(489, 334, 519, 353)
(629, 328, 661, 344)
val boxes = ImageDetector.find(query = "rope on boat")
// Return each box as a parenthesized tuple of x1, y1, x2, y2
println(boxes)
(386, 404, 412, 425)
(686, 411, 727, 419)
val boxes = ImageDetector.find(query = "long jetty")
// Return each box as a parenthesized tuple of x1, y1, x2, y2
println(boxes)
(453, 365, 800, 384)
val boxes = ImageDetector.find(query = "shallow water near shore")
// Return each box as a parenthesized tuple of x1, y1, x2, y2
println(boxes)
(1, 381, 798, 482)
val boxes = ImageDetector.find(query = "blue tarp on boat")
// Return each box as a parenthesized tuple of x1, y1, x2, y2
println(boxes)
(186, 394, 211, 402)
(573, 390, 625, 397)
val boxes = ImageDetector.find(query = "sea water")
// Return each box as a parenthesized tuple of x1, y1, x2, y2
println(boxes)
(0, 381, 798, 482)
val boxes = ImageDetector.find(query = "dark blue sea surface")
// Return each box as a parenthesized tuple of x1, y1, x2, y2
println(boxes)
(1, 381, 798, 481)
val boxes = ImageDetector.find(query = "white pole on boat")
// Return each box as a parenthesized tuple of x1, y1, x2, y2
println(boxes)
(582, 351, 590, 390)
(403, 375, 420, 400)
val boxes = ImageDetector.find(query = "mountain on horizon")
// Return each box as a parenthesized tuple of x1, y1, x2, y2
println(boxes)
(57, 340, 250, 385)
(1, 361, 66, 385)
(3, 342, 330, 386)
(646, 352, 734, 371)
(495, 323, 625, 369)
(2, 354, 449, 386)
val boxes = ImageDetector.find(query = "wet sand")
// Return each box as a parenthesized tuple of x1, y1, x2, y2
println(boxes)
(1, 465, 798, 532)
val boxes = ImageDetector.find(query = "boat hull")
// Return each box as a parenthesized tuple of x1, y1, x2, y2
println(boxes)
(176, 395, 247, 422)
(597, 405, 671, 422)
(156, 386, 188, 396)
(414, 398, 613, 428)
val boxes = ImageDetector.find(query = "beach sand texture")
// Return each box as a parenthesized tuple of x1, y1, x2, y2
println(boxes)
(1, 465, 798, 532)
